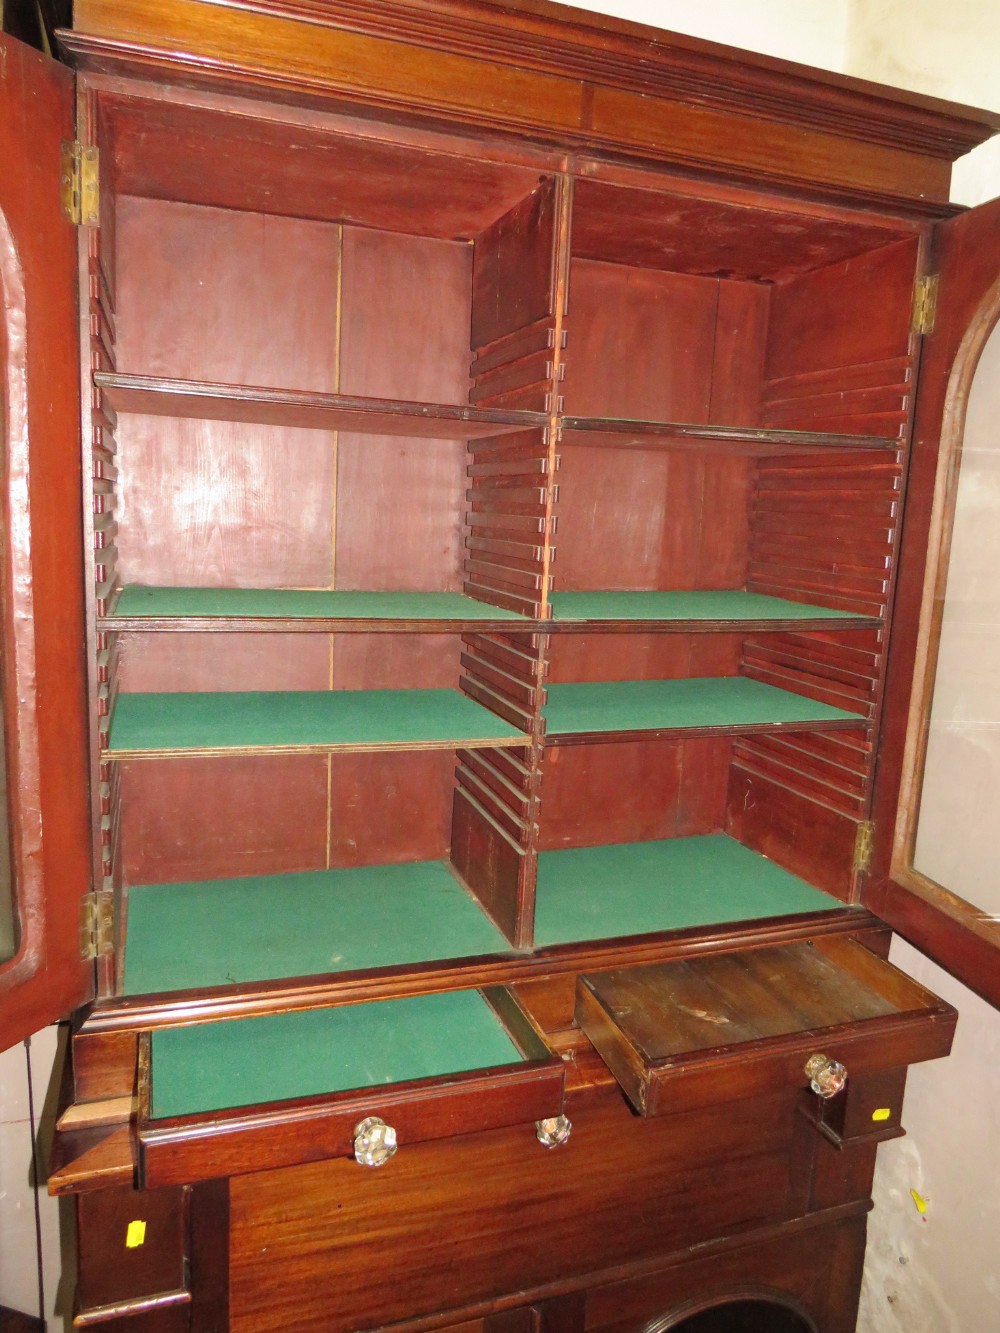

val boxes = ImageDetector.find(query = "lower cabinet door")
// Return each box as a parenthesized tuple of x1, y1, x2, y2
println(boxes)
(576, 935, 956, 1117)
(136, 986, 564, 1186)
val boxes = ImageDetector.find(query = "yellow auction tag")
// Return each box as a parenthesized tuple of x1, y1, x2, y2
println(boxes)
(872, 1107, 892, 1122)
(125, 1220, 147, 1249)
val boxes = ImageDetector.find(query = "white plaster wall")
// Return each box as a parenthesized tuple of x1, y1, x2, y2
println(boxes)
(845, 0, 1000, 206)
(0, 1027, 69, 1329)
(550, 1, 849, 69)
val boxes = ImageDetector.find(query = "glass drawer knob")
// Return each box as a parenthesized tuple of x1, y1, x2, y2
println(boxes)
(354, 1116, 398, 1167)
(536, 1114, 572, 1148)
(804, 1053, 848, 1099)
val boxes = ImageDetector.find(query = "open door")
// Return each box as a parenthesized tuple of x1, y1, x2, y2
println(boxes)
(0, 31, 94, 1050)
(866, 196, 1000, 1009)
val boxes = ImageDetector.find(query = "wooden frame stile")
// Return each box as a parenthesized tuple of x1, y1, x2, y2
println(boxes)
(0, 31, 93, 1053)
(866, 197, 1000, 1008)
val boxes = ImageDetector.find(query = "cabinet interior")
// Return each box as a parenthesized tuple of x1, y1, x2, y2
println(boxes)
(88, 89, 924, 1000)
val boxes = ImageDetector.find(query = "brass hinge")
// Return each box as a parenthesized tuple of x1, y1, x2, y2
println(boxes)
(853, 820, 875, 874)
(912, 274, 939, 336)
(60, 141, 100, 227)
(79, 888, 115, 961)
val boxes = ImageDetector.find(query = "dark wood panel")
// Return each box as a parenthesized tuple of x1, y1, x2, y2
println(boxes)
(119, 755, 329, 885)
(332, 634, 461, 690)
(764, 239, 919, 388)
(563, 259, 717, 420)
(328, 750, 454, 868)
(551, 447, 750, 592)
(709, 280, 770, 424)
(472, 179, 557, 350)
(113, 198, 340, 589)
(547, 633, 742, 683)
(104, 91, 543, 237)
(116, 196, 342, 388)
(571, 178, 912, 282)
(726, 766, 858, 900)
(76, 1186, 187, 1312)
(228, 1091, 802, 1332)
(336, 228, 472, 592)
(117, 632, 331, 693)
(586, 1214, 868, 1333)
(537, 738, 730, 851)
(340, 226, 472, 401)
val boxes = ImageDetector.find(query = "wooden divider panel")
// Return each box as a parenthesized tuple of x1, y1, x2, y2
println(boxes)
(455, 178, 565, 945)
(81, 90, 123, 994)
(760, 238, 920, 439)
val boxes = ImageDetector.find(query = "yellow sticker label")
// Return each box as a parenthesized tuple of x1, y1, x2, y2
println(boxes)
(872, 1107, 892, 1122)
(125, 1220, 147, 1249)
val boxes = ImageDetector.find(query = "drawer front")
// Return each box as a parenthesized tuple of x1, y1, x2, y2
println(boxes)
(137, 987, 563, 1186)
(576, 936, 956, 1116)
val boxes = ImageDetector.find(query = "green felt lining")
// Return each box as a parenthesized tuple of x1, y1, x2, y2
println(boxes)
(149, 989, 524, 1119)
(107, 688, 525, 755)
(542, 677, 860, 735)
(123, 860, 514, 996)
(549, 590, 866, 622)
(113, 586, 524, 620)
(533, 834, 847, 946)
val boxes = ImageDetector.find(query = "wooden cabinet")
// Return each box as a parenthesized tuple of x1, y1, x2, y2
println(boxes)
(2, 2, 1000, 1330)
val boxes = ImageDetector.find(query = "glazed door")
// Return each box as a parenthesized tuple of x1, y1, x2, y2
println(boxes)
(0, 32, 93, 1051)
(866, 196, 1000, 1008)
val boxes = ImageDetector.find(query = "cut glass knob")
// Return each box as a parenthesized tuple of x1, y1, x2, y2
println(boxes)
(536, 1114, 572, 1148)
(353, 1115, 398, 1167)
(804, 1053, 848, 1099)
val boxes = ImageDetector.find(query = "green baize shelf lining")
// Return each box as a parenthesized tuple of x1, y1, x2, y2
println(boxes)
(149, 989, 524, 1119)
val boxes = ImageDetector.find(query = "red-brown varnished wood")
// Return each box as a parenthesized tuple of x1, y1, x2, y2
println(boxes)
(0, 32, 94, 1051)
(119, 755, 330, 886)
(76, 1186, 188, 1316)
(136, 988, 564, 1187)
(537, 738, 730, 853)
(337, 227, 471, 592)
(226, 1088, 807, 1331)
(102, 88, 546, 236)
(576, 937, 955, 1117)
(114, 197, 339, 589)
(586, 1213, 868, 1333)
(570, 179, 914, 284)
(62, 0, 1000, 210)
(867, 197, 1000, 1007)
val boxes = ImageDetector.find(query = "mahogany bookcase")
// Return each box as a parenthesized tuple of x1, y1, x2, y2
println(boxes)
(2, 3, 1000, 1330)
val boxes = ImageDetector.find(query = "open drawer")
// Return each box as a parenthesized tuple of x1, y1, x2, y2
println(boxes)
(575, 937, 957, 1119)
(136, 987, 564, 1187)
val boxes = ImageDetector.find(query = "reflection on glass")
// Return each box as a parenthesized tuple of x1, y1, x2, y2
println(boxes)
(0, 701, 15, 962)
(914, 318, 1000, 913)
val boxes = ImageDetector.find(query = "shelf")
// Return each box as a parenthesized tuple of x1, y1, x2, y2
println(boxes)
(95, 373, 549, 439)
(559, 416, 900, 453)
(534, 834, 849, 947)
(93, 375, 898, 454)
(542, 676, 864, 743)
(148, 990, 526, 1119)
(106, 688, 526, 759)
(548, 590, 879, 630)
(101, 585, 880, 634)
(122, 860, 514, 995)
(103, 586, 529, 632)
